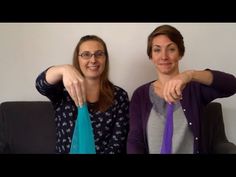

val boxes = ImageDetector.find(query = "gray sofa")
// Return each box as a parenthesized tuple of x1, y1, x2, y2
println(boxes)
(0, 101, 235, 154)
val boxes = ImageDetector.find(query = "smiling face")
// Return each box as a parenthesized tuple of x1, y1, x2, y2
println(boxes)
(151, 34, 181, 75)
(78, 40, 106, 80)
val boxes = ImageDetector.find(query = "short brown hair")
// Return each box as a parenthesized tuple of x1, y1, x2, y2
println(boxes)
(147, 25, 185, 58)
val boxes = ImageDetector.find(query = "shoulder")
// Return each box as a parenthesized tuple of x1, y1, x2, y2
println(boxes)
(113, 85, 128, 97)
(129, 81, 154, 112)
(112, 85, 129, 108)
(129, 81, 155, 105)
(132, 81, 155, 96)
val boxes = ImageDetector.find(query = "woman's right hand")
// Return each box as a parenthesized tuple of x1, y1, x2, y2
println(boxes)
(46, 64, 86, 107)
(163, 70, 193, 104)
(61, 65, 86, 107)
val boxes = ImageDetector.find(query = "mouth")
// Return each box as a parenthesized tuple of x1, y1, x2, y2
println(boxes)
(87, 65, 99, 71)
(159, 62, 172, 66)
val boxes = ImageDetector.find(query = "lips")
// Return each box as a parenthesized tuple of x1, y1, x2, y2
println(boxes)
(87, 65, 99, 71)
(159, 62, 172, 66)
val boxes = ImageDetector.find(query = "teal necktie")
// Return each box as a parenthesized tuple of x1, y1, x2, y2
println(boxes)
(70, 103, 96, 154)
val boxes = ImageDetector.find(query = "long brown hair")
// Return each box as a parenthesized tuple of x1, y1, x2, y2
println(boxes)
(72, 35, 115, 112)
(147, 24, 185, 58)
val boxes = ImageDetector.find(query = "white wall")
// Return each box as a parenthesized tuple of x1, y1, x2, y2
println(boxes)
(1, 23, 236, 144)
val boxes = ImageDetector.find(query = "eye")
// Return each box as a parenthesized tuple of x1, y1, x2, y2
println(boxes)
(169, 48, 176, 51)
(95, 51, 105, 57)
(153, 48, 161, 53)
(81, 51, 91, 58)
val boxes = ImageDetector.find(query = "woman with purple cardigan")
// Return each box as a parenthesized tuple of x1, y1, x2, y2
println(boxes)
(127, 24, 236, 154)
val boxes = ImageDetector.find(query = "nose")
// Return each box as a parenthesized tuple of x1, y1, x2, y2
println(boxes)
(161, 50, 168, 60)
(89, 55, 96, 62)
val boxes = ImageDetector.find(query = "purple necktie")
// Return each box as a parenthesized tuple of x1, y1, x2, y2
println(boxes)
(160, 103, 174, 154)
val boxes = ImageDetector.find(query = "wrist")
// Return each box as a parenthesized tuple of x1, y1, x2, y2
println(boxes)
(59, 64, 70, 76)
(186, 70, 195, 82)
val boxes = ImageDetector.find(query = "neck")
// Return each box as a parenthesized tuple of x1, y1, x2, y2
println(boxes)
(85, 79, 100, 103)
(157, 69, 179, 85)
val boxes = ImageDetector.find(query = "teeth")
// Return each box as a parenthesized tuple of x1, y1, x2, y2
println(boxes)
(88, 66, 98, 70)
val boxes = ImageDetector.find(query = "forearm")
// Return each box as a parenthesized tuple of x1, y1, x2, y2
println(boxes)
(45, 65, 66, 85)
(164, 70, 214, 103)
(188, 70, 213, 86)
(209, 70, 236, 96)
(35, 67, 64, 103)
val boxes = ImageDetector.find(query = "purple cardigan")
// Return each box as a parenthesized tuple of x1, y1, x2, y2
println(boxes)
(127, 70, 236, 154)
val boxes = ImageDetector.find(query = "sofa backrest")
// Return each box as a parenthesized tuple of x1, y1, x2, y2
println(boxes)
(200, 102, 236, 153)
(0, 101, 56, 154)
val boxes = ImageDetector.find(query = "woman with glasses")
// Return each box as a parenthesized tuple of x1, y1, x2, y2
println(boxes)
(36, 35, 129, 154)
(127, 24, 236, 154)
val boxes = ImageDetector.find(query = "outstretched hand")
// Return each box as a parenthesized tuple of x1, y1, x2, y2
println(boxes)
(163, 70, 194, 104)
(62, 65, 86, 107)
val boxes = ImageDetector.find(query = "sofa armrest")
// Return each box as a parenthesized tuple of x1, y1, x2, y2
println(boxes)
(201, 102, 236, 154)
(214, 141, 236, 154)
(0, 109, 8, 153)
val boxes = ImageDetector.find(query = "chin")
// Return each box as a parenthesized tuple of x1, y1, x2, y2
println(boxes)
(159, 68, 171, 74)
(158, 65, 175, 73)
(86, 75, 100, 80)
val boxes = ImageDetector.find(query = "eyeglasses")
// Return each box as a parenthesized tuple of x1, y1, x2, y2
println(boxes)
(78, 50, 105, 59)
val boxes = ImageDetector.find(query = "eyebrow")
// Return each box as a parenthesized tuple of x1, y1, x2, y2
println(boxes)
(153, 43, 175, 48)
(80, 50, 103, 53)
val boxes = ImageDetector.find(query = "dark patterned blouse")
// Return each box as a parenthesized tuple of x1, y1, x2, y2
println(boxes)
(36, 69, 129, 154)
